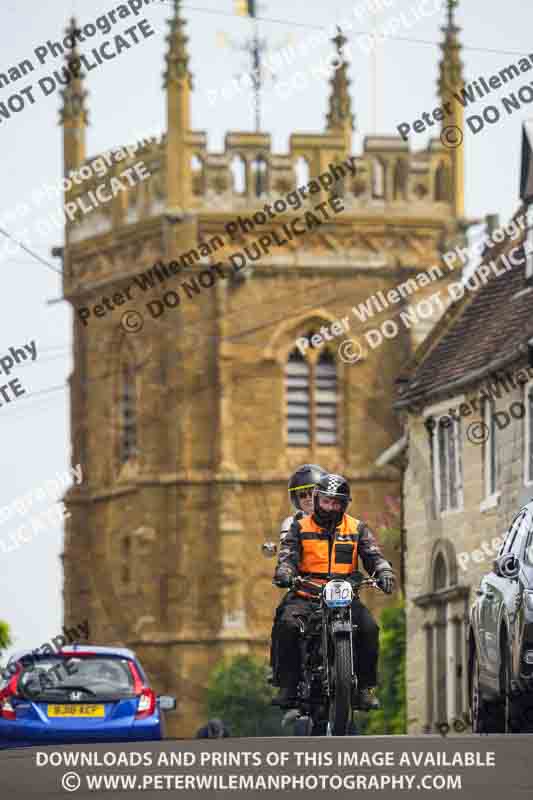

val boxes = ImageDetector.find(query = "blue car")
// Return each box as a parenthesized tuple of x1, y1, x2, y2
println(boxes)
(0, 644, 176, 747)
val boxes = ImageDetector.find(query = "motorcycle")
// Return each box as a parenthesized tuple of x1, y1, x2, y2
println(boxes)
(273, 570, 379, 736)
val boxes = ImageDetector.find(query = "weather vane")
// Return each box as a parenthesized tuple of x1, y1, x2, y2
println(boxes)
(217, 0, 289, 132)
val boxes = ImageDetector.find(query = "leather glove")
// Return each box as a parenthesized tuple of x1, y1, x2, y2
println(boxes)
(376, 570, 395, 594)
(273, 568, 295, 589)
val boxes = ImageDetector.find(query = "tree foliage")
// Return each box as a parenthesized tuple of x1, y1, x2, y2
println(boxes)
(357, 601, 406, 735)
(205, 654, 283, 737)
(0, 620, 12, 675)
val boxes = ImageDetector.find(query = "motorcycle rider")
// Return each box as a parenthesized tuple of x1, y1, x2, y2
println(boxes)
(270, 464, 327, 689)
(272, 473, 395, 710)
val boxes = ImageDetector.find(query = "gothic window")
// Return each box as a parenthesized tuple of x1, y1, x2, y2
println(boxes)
(372, 158, 385, 199)
(191, 153, 205, 196)
(119, 362, 138, 464)
(393, 159, 408, 201)
(295, 156, 310, 188)
(230, 154, 247, 194)
(525, 381, 533, 486)
(285, 338, 338, 448)
(251, 155, 268, 197)
(420, 544, 467, 734)
(433, 552, 448, 591)
(435, 161, 451, 202)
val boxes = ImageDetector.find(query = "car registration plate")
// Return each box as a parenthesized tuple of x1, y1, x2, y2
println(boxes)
(47, 704, 105, 717)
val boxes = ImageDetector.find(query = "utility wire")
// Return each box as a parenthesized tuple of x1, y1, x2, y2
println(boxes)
(160, 0, 533, 59)
(0, 229, 62, 276)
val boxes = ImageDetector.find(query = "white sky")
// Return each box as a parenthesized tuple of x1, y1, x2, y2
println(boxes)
(0, 0, 531, 661)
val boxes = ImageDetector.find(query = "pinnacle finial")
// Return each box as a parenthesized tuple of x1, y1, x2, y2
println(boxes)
(60, 16, 88, 125)
(438, 0, 463, 100)
(163, 0, 192, 88)
(446, 0, 458, 29)
(326, 26, 355, 135)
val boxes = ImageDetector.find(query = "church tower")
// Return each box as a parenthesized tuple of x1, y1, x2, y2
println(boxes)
(62, 2, 465, 735)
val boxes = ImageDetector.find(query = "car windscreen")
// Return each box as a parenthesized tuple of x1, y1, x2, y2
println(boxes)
(17, 657, 136, 701)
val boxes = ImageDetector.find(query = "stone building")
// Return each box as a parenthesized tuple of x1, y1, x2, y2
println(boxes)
(394, 123, 533, 735)
(61, 0, 466, 735)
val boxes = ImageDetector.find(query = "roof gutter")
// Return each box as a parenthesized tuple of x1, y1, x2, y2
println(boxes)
(375, 434, 408, 467)
(395, 343, 530, 410)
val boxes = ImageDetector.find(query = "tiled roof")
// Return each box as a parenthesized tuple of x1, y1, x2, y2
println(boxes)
(396, 220, 533, 407)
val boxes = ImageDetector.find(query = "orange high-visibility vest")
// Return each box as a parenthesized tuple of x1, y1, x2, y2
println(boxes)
(296, 514, 360, 598)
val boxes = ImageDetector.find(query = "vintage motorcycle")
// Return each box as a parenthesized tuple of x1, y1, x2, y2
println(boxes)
(264, 541, 379, 737)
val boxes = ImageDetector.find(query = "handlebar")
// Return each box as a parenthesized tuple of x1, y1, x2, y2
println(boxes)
(273, 574, 380, 593)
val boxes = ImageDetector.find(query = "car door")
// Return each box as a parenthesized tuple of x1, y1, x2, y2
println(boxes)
(479, 511, 525, 683)
(509, 509, 533, 683)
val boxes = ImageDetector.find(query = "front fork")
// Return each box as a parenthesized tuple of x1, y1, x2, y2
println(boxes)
(322, 608, 356, 698)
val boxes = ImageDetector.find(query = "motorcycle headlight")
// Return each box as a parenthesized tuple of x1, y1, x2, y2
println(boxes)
(324, 580, 353, 608)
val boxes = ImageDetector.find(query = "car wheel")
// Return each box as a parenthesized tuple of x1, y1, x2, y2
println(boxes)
(501, 650, 522, 734)
(471, 647, 500, 733)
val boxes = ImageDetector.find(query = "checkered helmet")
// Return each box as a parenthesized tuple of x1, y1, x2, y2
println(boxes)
(287, 464, 327, 511)
(313, 473, 351, 526)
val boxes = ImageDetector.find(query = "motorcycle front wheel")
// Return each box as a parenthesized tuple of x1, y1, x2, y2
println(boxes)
(329, 636, 352, 735)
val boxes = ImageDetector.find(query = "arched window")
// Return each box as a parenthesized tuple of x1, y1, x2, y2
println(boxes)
(393, 159, 408, 201)
(372, 158, 385, 199)
(417, 543, 468, 734)
(230, 154, 247, 195)
(251, 155, 268, 196)
(191, 153, 205, 196)
(435, 161, 450, 201)
(119, 362, 137, 464)
(433, 551, 448, 591)
(294, 156, 310, 187)
(285, 335, 338, 448)
(331, 160, 345, 200)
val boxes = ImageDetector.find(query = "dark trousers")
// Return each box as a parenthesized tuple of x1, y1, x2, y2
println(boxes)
(271, 592, 379, 689)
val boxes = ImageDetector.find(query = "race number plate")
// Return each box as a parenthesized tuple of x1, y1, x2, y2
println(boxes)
(324, 580, 353, 607)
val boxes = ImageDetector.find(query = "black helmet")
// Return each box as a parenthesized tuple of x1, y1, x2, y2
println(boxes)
(207, 719, 227, 738)
(288, 464, 327, 511)
(312, 473, 351, 528)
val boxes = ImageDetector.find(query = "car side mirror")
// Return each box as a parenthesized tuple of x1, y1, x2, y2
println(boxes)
(262, 541, 277, 558)
(494, 554, 521, 580)
(158, 695, 176, 712)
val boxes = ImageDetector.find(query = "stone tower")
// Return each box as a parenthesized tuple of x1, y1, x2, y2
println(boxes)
(61, 2, 465, 735)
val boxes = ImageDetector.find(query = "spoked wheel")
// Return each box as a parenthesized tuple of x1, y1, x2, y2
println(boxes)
(328, 637, 352, 736)
(471, 648, 500, 733)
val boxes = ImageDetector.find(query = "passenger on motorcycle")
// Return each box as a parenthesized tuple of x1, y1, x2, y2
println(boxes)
(272, 473, 395, 710)
(270, 464, 327, 687)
